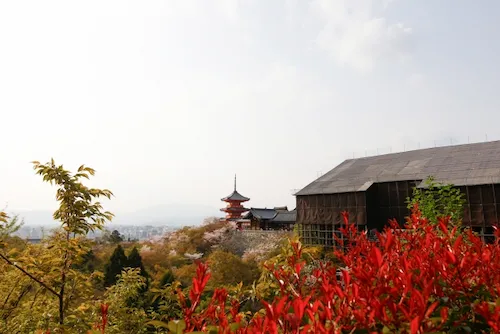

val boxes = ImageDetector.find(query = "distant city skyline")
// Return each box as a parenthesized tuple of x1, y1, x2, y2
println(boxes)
(2, 1, 500, 214)
(5, 203, 221, 227)
(15, 223, 178, 241)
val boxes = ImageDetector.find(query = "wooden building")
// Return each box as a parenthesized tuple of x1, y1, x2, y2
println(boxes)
(242, 207, 296, 231)
(295, 141, 500, 246)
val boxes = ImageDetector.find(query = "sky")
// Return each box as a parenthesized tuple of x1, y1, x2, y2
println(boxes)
(1, 0, 500, 218)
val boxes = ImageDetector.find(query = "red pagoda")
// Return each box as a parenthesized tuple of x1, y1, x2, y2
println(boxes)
(221, 175, 250, 220)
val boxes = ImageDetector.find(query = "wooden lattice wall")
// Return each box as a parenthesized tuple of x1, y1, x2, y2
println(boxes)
(297, 192, 366, 246)
(297, 182, 500, 246)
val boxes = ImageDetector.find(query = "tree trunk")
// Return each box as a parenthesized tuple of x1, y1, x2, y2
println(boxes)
(59, 292, 64, 325)
(59, 231, 70, 326)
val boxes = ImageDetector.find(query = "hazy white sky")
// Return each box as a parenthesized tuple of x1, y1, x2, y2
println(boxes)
(1, 0, 500, 215)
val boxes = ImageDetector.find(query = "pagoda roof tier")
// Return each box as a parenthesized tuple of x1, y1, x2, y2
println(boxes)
(220, 206, 249, 212)
(221, 175, 250, 202)
(221, 190, 250, 202)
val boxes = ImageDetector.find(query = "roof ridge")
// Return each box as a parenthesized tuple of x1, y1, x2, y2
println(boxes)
(296, 140, 500, 196)
(348, 140, 500, 162)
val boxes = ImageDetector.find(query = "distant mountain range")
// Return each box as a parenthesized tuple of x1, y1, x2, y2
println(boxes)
(111, 204, 220, 227)
(7, 203, 220, 228)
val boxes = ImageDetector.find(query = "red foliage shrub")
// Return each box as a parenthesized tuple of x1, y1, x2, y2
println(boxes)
(93, 303, 109, 333)
(175, 205, 500, 333)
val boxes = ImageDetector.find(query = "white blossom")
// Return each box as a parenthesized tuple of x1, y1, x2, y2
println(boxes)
(139, 245, 152, 254)
(165, 231, 189, 249)
(184, 252, 203, 260)
(203, 222, 237, 245)
(241, 231, 288, 262)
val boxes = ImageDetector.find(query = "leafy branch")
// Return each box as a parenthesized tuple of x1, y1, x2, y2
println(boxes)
(0, 159, 114, 328)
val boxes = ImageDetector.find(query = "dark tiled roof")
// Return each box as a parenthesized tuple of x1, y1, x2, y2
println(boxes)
(221, 190, 250, 202)
(272, 210, 296, 223)
(243, 208, 297, 223)
(243, 208, 277, 220)
(296, 141, 500, 196)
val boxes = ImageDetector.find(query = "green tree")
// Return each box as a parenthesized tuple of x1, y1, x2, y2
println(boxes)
(159, 270, 175, 287)
(102, 268, 148, 334)
(207, 250, 260, 288)
(0, 160, 113, 330)
(104, 245, 128, 287)
(407, 176, 466, 225)
(0, 212, 23, 240)
(72, 249, 97, 273)
(127, 247, 149, 282)
(109, 230, 123, 244)
(0, 212, 25, 251)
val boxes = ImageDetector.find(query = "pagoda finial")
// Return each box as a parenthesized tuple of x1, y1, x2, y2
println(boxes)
(234, 174, 237, 191)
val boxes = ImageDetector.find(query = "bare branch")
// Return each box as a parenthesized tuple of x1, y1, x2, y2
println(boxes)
(1, 279, 20, 311)
(0, 252, 60, 297)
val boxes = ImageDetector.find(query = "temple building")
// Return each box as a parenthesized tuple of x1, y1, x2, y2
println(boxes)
(242, 206, 297, 231)
(220, 176, 297, 230)
(296, 140, 500, 246)
(220, 175, 250, 221)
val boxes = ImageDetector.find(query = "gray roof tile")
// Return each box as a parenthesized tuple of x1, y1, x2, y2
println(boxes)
(272, 210, 297, 223)
(221, 190, 250, 202)
(297, 141, 500, 196)
(243, 208, 297, 223)
(243, 208, 277, 220)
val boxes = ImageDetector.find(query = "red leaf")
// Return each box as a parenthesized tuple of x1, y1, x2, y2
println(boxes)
(424, 301, 439, 318)
(341, 211, 349, 225)
(412, 289, 425, 309)
(385, 229, 395, 251)
(440, 307, 449, 323)
(410, 316, 421, 334)
(295, 262, 303, 277)
(371, 247, 383, 268)
(438, 221, 449, 235)
(341, 270, 350, 287)
(482, 248, 492, 263)
(275, 296, 288, 317)
(453, 234, 463, 250)
(445, 250, 456, 265)
(262, 300, 274, 319)
(292, 296, 310, 320)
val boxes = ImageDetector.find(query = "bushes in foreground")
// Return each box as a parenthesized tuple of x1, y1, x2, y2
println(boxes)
(138, 206, 500, 333)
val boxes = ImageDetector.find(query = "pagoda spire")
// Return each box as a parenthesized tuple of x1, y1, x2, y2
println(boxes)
(234, 174, 237, 191)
